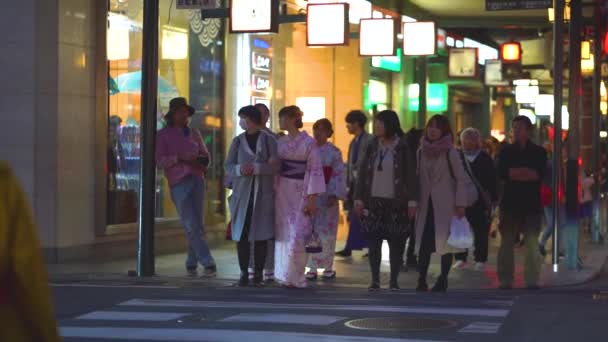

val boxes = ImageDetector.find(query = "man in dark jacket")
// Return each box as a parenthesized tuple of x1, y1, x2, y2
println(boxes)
(453, 128, 498, 271)
(496, 116, 547, 289)
(336, 110, 374, 257)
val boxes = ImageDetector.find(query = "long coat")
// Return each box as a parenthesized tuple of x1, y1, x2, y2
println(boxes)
(345, 131, 374, 210)
(224, 131, 278, 242)
(415, 148, 467, 255)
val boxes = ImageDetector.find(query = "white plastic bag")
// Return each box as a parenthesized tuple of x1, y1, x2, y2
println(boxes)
(447, 216, 473, 249)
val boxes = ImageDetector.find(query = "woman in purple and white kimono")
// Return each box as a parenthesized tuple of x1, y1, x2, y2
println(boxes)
(306, 119, 347, 281)
(274, 106, 326, 288)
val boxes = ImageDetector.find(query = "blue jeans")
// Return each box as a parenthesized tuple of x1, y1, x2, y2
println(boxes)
(540, 206, 565, 248)
(170, 176, 215, 269)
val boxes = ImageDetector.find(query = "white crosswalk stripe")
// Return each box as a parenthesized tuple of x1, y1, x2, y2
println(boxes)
(458, 322, 503, 334)
(76, 311, 188, 321)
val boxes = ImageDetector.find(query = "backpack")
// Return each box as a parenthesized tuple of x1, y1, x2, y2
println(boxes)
(446, 150, 479, 208)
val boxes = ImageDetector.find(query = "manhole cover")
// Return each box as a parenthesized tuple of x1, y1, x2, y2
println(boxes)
(345, 317, 457, 332)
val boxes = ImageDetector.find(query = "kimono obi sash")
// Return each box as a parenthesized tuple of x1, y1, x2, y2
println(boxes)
(322, 166, 333, 185)
(280, 159, 306, 180)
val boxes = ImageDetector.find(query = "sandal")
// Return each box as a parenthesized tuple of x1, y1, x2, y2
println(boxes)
(306, 271, 318, 280)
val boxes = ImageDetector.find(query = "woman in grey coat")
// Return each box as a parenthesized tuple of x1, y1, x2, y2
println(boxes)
(415, 115, 467, 293)
(225, 106, 279, 286)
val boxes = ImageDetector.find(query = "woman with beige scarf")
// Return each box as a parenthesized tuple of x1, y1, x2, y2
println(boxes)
(415, 115, 467, 292)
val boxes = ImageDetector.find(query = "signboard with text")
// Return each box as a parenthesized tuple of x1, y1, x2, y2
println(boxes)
(485, 59, 509, 86)
(252, 52, 271, 72)
(176, 0, 217, 9)
(449, 48, 478, 78)
(250, 36, 272, 114)
(230, 0, 279, 33)
(486, 0, 551, 11)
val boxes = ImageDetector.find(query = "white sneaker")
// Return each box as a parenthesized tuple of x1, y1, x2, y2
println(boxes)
(474, 262, 486, 271)
(452, 261, 467, 269)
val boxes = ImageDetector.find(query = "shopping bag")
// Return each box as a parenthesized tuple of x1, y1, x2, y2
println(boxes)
(305, 232, 323, 254)
(447, 216, 473, 249)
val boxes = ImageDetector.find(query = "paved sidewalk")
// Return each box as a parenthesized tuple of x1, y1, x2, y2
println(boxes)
(48, 235, 608, 290)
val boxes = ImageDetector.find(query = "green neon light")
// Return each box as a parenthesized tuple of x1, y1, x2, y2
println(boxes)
(408, 83, 448, 112)
(371, 49, 402, 72)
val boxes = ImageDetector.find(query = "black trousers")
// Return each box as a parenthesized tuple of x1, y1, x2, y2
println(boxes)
(418, 199, 452, 282)
(404, 228, 417, 264)
(455, 204, 490, 263)
(367, 237, 406, 284)
(236, 191, 267, 276)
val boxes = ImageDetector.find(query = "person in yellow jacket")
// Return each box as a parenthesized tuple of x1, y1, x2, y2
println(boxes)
(0, 161, 61, 341)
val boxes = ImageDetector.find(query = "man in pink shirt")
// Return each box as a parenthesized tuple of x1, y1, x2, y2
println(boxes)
(156, 97, 216, 277)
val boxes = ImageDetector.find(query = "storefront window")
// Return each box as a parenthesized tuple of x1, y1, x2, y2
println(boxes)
(106, 0, 225, 228)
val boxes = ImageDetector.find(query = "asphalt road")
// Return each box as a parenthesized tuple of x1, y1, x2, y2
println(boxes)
(52, 266, 608, 342)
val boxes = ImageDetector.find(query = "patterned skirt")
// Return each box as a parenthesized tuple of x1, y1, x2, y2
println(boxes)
(360, 197, 411, 240)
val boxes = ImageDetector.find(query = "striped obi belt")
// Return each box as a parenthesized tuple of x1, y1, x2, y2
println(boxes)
(280, 159, 307, 180)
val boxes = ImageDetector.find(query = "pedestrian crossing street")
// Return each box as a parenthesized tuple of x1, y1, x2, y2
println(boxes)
(60, 288, 515, 341)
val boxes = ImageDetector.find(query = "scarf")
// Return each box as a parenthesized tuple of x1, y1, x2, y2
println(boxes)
(464, 149, 481, 163)
(421, 134, 453, 158)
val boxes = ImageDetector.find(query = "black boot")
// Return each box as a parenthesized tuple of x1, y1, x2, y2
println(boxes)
(238, 272, 249, 287)
(389, 260, 401, 291)
(252, 241, 267, 287)
(416, 275, 429, 292)
(368, 282, 380, 292)
(431, 254, 452, 292)
(252, 272, 264, 287)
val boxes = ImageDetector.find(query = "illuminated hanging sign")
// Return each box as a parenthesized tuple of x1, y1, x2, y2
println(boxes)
(230, 0, 279, 33)
(252, 52, 271, 72)
(501, 42, 522, 63)
(515, 79, 540, 104)
(534, 94, 554, 116)
(306, 3, 349, 46)
(371, 49, 402, 72)
(402, 21, 437, 56)
(485, 59, 508, 86)
(448, 48, 478, 78)
(296, 97, 326, 123)
(308, 0, 372, 24)
(408, 83, 448, 112)
(359, 18, 397, 56)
